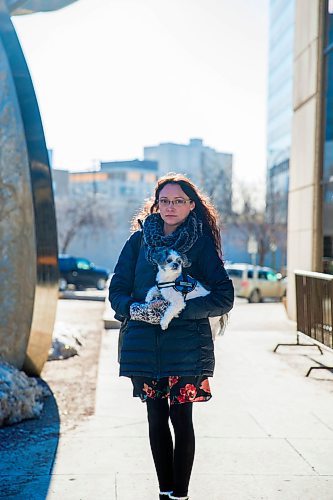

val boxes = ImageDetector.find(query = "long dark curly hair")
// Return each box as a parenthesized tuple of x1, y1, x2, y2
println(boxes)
(132, 172, 222, 257)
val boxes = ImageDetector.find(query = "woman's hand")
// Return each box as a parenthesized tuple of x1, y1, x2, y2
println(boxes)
(130, 298, 169, 324)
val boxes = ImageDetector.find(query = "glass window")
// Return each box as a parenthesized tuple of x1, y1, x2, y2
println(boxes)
(266, 271, 278, 282)
(258, 271, 268, 280)
(323, 258, 333, 274)
(269, 133, 291, 153)
(109, 172, 126, 181)
(76, 259, 91, 270)
(323, 182, 333, 203)
(323, 182, 333, 242)
(269, 26, 294, 70)
(327, 1, 333, 47)
(268, 113, 293, 143)
(268, 79, 293, 117)
(226, 269, 243, 278)
(323, 51, 333, 183)
(323, 5, 333, 274)
(324, 235, 333, 258)
(270, 0, 294, 41)
(247, 270, 254, 279)
(268, 107, 293, 132)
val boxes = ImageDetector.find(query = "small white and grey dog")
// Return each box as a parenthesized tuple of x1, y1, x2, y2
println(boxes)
(146, 248, 223, 337)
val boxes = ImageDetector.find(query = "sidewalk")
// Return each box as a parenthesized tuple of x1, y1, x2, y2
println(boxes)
(3, 300, 333, 499)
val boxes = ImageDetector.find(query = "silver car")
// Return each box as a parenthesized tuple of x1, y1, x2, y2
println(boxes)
(225, 263, 286, 303)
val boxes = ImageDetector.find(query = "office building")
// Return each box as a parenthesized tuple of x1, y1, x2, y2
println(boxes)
(266, 0, 295, 270)
(323, 0, 333, 274)
(144, 138, 233, 215)
(287, 0, 332, 319)
(70, 159, 157, 201)
(66, 159, 158, 269)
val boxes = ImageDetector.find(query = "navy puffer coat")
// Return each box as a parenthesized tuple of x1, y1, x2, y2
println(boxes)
(109, 230, 234, 379)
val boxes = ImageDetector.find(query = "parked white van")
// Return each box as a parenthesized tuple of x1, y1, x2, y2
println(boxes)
(225, 263, 286, 303)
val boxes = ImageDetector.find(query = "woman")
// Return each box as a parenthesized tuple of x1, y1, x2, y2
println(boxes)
(109, 173, 234, 500)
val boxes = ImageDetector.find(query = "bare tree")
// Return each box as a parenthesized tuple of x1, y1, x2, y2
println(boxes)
(201, 161, 232, 217)
(55, 194, 113, 254)
(225, 181, 287, 269)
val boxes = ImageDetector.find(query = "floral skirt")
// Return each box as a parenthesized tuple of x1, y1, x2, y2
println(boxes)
(131, 375, 212, 405)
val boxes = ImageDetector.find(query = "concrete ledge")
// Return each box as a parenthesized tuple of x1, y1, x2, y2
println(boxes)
(103, 299, 121, 330)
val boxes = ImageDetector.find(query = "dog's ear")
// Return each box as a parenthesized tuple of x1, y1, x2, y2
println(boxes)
(152, 247, 168, 265)
(181, 254, 192, 268)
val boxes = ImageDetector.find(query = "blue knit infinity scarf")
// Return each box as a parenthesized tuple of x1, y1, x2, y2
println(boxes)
(143, 211, 203, 265)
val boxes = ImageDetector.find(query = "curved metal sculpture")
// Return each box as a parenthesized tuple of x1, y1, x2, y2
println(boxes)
(0, 0, 75, 375)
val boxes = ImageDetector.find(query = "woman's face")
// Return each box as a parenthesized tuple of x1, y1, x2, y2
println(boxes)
(158, 183, 195, 233)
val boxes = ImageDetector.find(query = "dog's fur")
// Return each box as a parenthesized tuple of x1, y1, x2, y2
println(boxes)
(146, 249, 224, 337)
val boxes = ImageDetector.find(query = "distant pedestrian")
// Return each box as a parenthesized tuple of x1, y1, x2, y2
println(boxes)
(109, 172, 234, 500)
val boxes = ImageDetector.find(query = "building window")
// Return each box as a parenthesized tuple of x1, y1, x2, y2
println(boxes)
(322, 1, 333, 273)
(145, 173, 157, 183)
(127, 171, 141, 182)
(323, 52, 333, 183)
(328, 0, 333, 42)
(109, 172, 126, 181)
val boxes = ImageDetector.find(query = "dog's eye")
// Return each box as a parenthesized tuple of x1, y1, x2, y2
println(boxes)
(167, 257, 173, 263)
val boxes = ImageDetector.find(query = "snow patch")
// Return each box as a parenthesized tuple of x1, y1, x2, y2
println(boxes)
(48, 322, 85, 360)
(0, 362, 50, 427)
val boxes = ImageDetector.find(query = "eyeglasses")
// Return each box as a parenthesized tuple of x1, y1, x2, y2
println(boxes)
(158, 198, 192, 206)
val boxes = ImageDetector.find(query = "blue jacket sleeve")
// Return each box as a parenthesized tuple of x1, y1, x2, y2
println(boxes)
(180, 236, 234, 320)
(108, 231, 141, 319)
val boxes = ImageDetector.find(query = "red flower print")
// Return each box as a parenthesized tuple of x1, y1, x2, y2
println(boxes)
(169, 376, 180, 388)
(193, 396, 207, 402)
(179, 384, 197, 402)
(143, 383, 156, 398)
(199, 379, 211, 394)
(176, 394, 187, 403)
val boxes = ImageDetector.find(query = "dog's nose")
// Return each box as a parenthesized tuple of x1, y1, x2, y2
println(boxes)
(172, 263, 179, 270)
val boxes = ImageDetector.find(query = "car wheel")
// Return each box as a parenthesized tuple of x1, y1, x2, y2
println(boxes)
(59, 277, 67, 291)
(248, 289, 261, 303)
(96, 278, 107, 290)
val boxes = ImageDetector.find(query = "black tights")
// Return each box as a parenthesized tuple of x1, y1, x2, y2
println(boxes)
(146, 399, 195, 497)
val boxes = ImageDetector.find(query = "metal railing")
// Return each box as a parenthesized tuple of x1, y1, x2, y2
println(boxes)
(295, 270, 333, 376)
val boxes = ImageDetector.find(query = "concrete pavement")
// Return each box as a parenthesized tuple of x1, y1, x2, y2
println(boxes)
(1, 299, 333, 499)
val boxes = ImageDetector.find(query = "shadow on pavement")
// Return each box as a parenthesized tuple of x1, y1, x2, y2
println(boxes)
(0, 383, 60, 499)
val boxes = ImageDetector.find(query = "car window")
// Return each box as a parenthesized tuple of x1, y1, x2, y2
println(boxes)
(258, 271, 268, 280)
(76, 259, 91, 270)
(247, 270, 253, 279)
(266, 271, 278, 282)
(226, 269, 243, 278)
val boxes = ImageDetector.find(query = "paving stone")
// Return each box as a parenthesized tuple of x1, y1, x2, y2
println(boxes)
(287, 438, 333, 475)
(0, 474, 116, 500)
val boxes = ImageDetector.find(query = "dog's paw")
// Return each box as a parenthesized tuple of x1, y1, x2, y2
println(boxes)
(145, 291, 154, 303)
(146, 286, 160, 303)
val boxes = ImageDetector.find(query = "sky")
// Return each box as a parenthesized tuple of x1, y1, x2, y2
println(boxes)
(13, 0, 268, 188)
